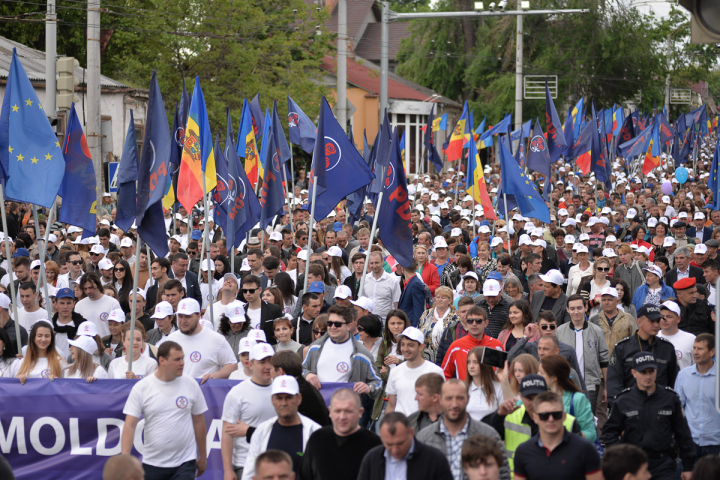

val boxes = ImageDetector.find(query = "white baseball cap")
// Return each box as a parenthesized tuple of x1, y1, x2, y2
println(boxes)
(532, 239, 547, 249)
(450, 228, 463, 237)
(643, 265, 663, 278)
(68, 335, 99, 355)
(578, 233, 590, 242)
(558, 208, 568, 216)
(605, 235, 617, 243)
(67, 226, 82, 234)
(647, 217, 658, 228)
(539, 269, 564, 285)
(47, 234, 58, 243)
(694, 212, 705, 220)
(201, 259, 216, 272)
(120, 237, 133, 248)
(272, 375, 300, 395)
(518, 234, 532, 246)
(350, 296, 374, 312)
(225, 301, 247, 323)
(478, 225, 491, 234)
(562, 219, 577, 227)
(334, 285, 352, 300)
(564, 235, 576, 244)
(434, 236, 448, 249)
(177, 298, 201, 315)
(327, 246, 343, 258)
(463, 272, 479, 282)
(151, 301, 175, 319)
(247, 329, 268, 343)
(107, 309, 126, 323)
(663, 237, 676, 247)
(575, 244, 589, 254)
(398, 326, 425, 345)
(695, 244, 708, 254)
(0, 293, 10, 310)
(602, 248, 617, 258)
(269, 232, 283, 242)
(250, 342, 274, 361)
(636, 246, 652, 255)
(490, 237, 503, 248)
(89, 245, 105, 255)
(678, 212, 688, 219)
(98, 258, 114, 270)
(77, 321, 98, 337)
(600, 286, 618, 298)
(238, 337, 257, 355)
(662, 195, 671, 204)
(240, 258, 252, 271)
(30, 259, 41, 270)
(587, 217, 599, 226)
(660, 300, 681, 316)
(482, 279, 501, 297)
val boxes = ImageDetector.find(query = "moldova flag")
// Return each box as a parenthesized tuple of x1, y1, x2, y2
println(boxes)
(237, 99, 261, 189)
(446, 102, 469, 162)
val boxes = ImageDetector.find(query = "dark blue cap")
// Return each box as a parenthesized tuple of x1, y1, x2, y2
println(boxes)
(55, 288, 75, 300)
(308, 281, 325, 293)
(12, 248, 29, 258)
(632, 351, 658, 371)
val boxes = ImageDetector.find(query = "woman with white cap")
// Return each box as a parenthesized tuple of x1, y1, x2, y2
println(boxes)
(107, 322, 157, 379)
(63, 335, 108, 381)
(10, 320, 67, 382)
(578, 256, 612, 317)
(219, 300, 251, 355)
(327, 246, 351, 285)
(566, 244, 592, 296)
(631, 264, 675, 311)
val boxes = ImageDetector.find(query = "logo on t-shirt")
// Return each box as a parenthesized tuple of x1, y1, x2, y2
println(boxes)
(41, 369, 51, 378)
(176, 396, 189, 409)
(336, 361, 349, 373)
(190, 351, 202, 363)
(676, 350, 683, 360)
(100, 312, 109, 322)
(206, 294, 214, 302)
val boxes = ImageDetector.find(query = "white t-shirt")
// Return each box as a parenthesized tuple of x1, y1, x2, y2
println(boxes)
(316, 337, 354, 383)
(221, 380, 276, 467)
(108, 355, 158, 379)
(123, 374, 208, 468)
(228, 368, 251, 381)
(167, 327, 238, 378)
(63, 364, 108, 379)
(16, 306, 49, 332)
(205, 300, 235, 332)
(247, 307, 261, 329)
(74, 295, 122, 338)
(658, 329, 697, 369)
(0, 358, 16, 377)
(386, 360, 444, 415)
(200, 280, 221, 311)
(468, 380, 505, 422)
(8, 355, 67, 378)
(53, 319, 78, 355)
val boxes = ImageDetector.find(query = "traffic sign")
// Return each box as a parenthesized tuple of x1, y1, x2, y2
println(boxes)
(107, 162, 119, 193)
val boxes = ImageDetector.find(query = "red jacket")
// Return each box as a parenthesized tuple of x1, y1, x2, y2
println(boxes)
(419, 262, 440, 296)
(441, 334, 504, 380)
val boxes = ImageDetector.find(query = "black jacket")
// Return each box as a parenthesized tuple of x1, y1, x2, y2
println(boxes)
(52, 311, 88, 340)
(298, 375, 331, 427)
(664, 265, 705, 289)
(343, 273, 362, 300)
(356, 439, 453, 480)
(169, 268, 203, 306)
(2, 319, 27, 357)
(678, 299, 715, 336)
(256, 301, 285, 345)
(529, 291, 570, 325)
(603, 385, 695, 470)
(292, 314, 317, 346)
(607, 333, 678, 400)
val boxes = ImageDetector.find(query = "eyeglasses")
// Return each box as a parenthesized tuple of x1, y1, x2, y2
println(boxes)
(242, 288, 258, 294)
(114, 267, 125, 272)
(540, 324, 557, 330)
(70, 260, 83, 265)
(537, 411, 564, 421)
(313, 329, 327, 336)
(466, 317, 485, 324)
(326, 321, 346, 328)
(596, 267, 610, 272)
(187, 251, 197, 256)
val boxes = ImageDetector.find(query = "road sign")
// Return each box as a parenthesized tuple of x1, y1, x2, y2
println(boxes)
(524, 75, 557, 99)
(107, 162, 119, 193)
(671, 89, 692, 105)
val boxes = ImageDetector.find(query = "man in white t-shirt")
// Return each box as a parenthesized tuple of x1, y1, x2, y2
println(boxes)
(385, 326, 444, 416)
(168, 298, 237, 382)
(658, 300, 696, 369)
(221, 342, 277, 480)
(121, 340, 208, 479)
(74, 273, 121, 338)
(16, 281, 47, 331)
(209, 273, 240, 331)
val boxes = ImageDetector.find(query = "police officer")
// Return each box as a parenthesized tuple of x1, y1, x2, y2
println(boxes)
(607, 304, 678, 400)
(602, 352, 695, 480)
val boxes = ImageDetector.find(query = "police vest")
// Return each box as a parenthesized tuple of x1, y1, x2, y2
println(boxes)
(504, 405, 576, 476)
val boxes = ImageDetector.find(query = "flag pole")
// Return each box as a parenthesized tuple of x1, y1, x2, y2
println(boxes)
(31, 205, 54, 320)
(283, 167, 294, 236)
(126, 237, 142, 372)
(201, 178, 214, 326)
(302, 176, 318, 296)
(503, 193, 512, 257)
(358, 166, 386, 296)
(0, 185, 21, 353)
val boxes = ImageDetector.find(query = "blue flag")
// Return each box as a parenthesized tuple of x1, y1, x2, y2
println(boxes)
(378, 127, 413, 268)
(620, 124, 653, 159)
(57, 103, 96, 237)
(708, 137, 720, 210)
(259, 118, 286, 230)
(250, 94, 264, 139)
(114, 110, 138, 232)
(370, 112, 392, 196)
(545, 79, 567, 163)
(222, 109, 249, 249)
(287, 96, 316, 153)
(511, 119, 532, 143)
(514, 125, 527, 168)
(562, 104, 575, 157)
(498, 131, 550, 224)
(213, 133, 231, 237)
(0, 49, 64, 207)
(527, 119, 551, 200)
(590, 102, 610, 188)
(272, 101, 292, 165)
(604, 108, 614, 137)
(616, 113, 636, 157)
(308, 97, 375, 221)
(164, 78, 190, 212)
(136, 71, 171, 258)
(424, 105, 443, 174)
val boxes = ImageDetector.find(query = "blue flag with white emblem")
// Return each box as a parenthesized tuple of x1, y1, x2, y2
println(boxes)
(272, 101, 292, 165)
(378, 126, 414, 268)
(136, 71, 171, 258)
(57, 103, 97, 238)
(308, 97, 375, 221)
(499, 132, 550, 224)
(527, 119, 551, 200)
(287, 96, 316, 153)
(213, 133, 231, 236)
(545, 79, 568, 162)
(223, 109, 250, 249)
(0, 49, 65, 207)
(259, 117, 286, 230)
(114, 110, 138, 232)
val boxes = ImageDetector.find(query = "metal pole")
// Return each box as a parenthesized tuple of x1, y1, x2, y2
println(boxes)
(302, 177, 319, 294)
(715, 276, 720, 414)
(87, 0, 103, 209)
(45, 0, 57, 116)
(664, 34, 671, 119)
(197, 218, 205, 277)
(379, 2, 389, 126)
(230, 247, 235, 276)
(504, 193, 512, 257)
(283, 167, 294, 236)
(337, 0, 347, 133)
(31, 205, 53, 320)
(358, 167, 386, 296)
(126, 238, 142, 372)
(0, 186, 21, 353)
(202, 179, 214, 328)
(515, 0, 523, 131)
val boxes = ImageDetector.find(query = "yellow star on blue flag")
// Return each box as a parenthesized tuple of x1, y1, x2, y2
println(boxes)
(0, 48, 65, 207)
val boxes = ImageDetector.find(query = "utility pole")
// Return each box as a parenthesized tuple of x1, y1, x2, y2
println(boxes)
(664, 34, 671, 118)
(515, 0, 523, 130)
(337, 0, 347, 132)
(380, 1, 389, 126)
(87, 0, 103, 208)
(45, 0, 56, 116)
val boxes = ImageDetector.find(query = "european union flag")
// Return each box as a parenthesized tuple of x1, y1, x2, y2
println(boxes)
(708, 136, 720, 210)
(308, 97, 375, 221)
(287, 96, 316, 153)
(510, 119, 532, 143)
(425, 105, 443, 174)
(0, 49, 64, 208)
(378, 126, 413, 268)
(136, 71, 171, 258)
(114, 110, 138, 232)
(57, 103, 96, 238)
(498, 129, 550, 224)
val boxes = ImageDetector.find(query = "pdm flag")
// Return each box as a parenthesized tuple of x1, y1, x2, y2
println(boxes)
(565, 122, 593, 175)
(545, 79, 567, 162)
(287, 96, 316, 153)
(212, 133, 231, 236)
(272, 101, 292, 165)
(58, 103, 97, 238)
(114, 110, 138, 232)
(258, 118, 286, 230)
(250, 94, 264, 139)
(0, 49, 64, 207)
(223, 109, 250, 249)
(527, 119, 551, 200)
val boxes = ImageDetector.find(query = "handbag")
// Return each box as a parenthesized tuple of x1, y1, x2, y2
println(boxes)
(569, 391, 604, 457)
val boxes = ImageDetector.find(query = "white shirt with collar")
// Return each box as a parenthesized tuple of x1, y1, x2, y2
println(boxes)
(362, 270, 401, 319)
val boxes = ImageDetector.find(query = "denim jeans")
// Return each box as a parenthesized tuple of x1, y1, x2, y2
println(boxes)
(143, 460, 197, 480)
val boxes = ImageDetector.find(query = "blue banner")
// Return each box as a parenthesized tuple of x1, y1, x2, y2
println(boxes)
(0, 379, 351, 480)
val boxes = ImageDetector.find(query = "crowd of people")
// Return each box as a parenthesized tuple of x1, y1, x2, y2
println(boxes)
(3, 132, 720, 480)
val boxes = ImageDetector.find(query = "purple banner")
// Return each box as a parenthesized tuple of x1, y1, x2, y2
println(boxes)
(0, 378, 351, 480)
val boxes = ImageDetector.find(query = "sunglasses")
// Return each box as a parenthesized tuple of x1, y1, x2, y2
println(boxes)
(596, 267, 610, 272)
(242, 288, 258, 294)
(356, 326, 365, 333)
(537, 411, 564, 421)
(90, 253, 100, 256)
(326, 321, 346, 328)
(300, 237, 308, 241)
(540, 324, 557, 330)
(466, 317, 485, 324)
(70, 260, 83, 265)
(313, 329, 327, 335)
(114, 267, 125, 272)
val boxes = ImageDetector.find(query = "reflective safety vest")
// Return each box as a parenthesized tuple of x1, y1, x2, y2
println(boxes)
(504, 405, 576, 477)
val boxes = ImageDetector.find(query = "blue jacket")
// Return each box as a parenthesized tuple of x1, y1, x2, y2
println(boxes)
(398, 275, 426, 327)
(631, 281, 675, 311)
